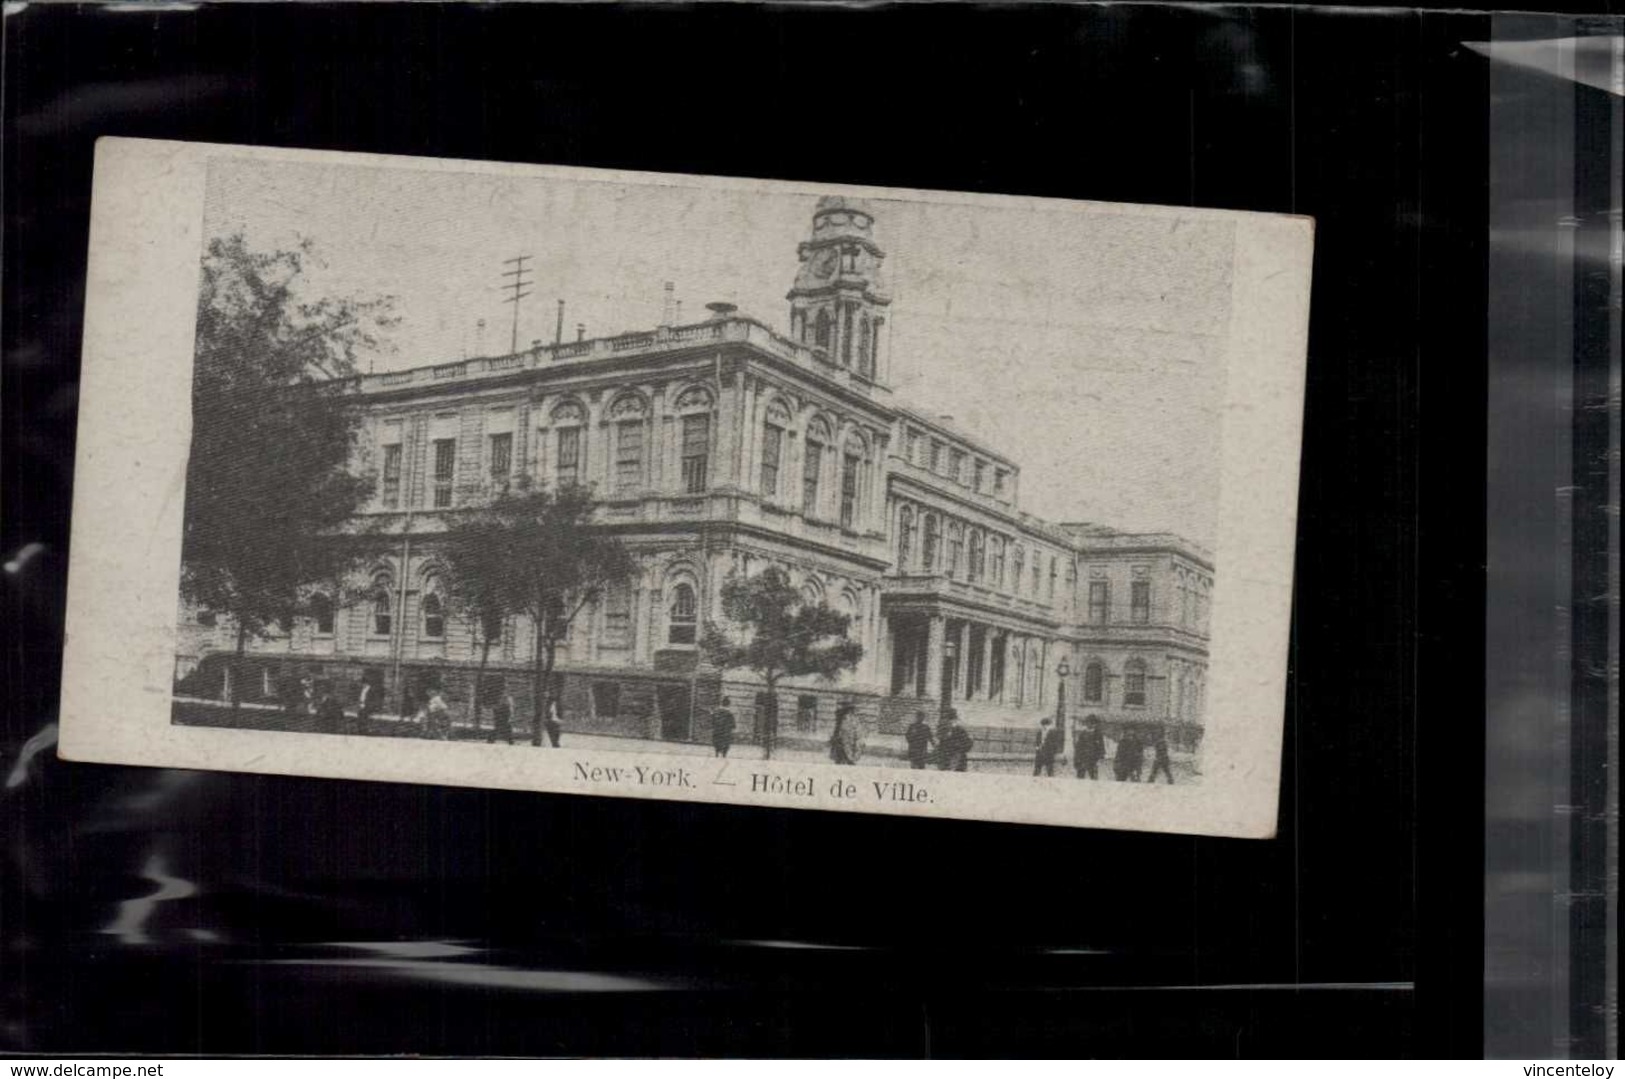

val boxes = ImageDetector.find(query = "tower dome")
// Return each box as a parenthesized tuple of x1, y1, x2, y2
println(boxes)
(787, 196, 891, 381)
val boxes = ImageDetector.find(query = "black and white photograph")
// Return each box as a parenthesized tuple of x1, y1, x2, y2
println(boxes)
(60, 140, 1310, 835)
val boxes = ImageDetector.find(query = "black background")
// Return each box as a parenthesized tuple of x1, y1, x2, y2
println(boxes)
(4, 4, 1488, 1057)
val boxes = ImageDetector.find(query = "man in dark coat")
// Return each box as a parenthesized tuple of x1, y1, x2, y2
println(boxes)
(1114, 727, 1145, 782)
(938, 709, 973, 772)
(489, 691, 515, 745)
(903, 710, 935, 770)
(1033, 718, 1064, 776)
(1147, 727, 1175, 784)
(710, 696, 737, 758)
(316, 682, 345, 735)
(1074, 715, 1107, 780)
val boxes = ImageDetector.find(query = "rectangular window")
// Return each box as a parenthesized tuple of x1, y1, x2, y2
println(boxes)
(556, 427, 581, 487)
(592, 681, 620, 718)
(1088, 580, 1110, 623)
(796, 694, 818, 731)
(681, 414, 709, 494)
(1131, 580, 1151, 624)
(1124, 668, 1147, 707)
(929, 440, 943, 473)
(803, 441, 822, 515)
(760, 424, 783, 497)
(488, 432, 512, 482)
(906, 430, 920, 464)
(974, 460, 986, 492)
(432, 438, 456, 508)
(380, 443, 402, 508)
(995, 469, 1008, 494)
(615, 421, 643, 495)
(602, 583, 631, 648)
(840, 453, 860, 529)
(950, 449, 965, 483)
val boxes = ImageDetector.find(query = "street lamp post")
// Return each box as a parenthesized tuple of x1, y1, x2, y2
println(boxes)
(1055, 657, 1072, 759)
(941, 633, 958, 719)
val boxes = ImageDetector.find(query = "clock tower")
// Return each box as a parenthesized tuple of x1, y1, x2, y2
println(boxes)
(787, 196, 892, 382)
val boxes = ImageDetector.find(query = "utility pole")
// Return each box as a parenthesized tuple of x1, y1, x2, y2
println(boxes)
(500, 255, 533, 356)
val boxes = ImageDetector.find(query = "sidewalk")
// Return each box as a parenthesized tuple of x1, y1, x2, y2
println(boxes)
(172, 697, 1199, 784)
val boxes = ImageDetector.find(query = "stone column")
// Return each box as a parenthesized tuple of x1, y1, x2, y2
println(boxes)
(924, 614, 946, 710)
(981, 627, 995, 702)
(649, 387, 667, 491)
(955, 621, 970, 697)
(740, 376, 760, 494)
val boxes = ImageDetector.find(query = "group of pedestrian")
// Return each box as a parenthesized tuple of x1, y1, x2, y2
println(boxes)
(901, 708, 974, 771)
(1050, 715, 1176, 784)
(271, 670, 570, 747)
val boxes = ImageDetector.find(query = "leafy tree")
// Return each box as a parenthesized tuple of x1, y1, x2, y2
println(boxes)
(699, 566, 864, 759)
(436, 481, 637, 746)
(180, 233, 397, 705)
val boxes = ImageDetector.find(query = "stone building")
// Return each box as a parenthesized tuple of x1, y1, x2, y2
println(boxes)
(177, 196, 1213, 752)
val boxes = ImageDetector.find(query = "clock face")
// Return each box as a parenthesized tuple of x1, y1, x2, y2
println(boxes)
(813, 248, 838, 278)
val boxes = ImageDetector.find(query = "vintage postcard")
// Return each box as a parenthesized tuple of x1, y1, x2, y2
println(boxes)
(59, 138, 1310, 837)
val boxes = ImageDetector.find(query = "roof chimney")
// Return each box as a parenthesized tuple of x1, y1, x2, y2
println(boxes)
(706, 301, 738, 321)
(576, 323, 586, 342)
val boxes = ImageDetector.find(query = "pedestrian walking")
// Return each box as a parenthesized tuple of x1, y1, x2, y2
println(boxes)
(489, 691, 515, 745)
(356, 678, 375, 736)
(1113, 727, 1144, 782)
(1074, 715, 1107, 780)
(938, 709, 973, 772)
(1033, 717, 1064, 777)
(710, 696, 737, 758)
(903, 710, 935, 770)
(1147, 727, 1175, 785)
(544, 698, 563, 748)
(829, 703, 863, 765)
(425, 688, 452, 740)
(316, 681, 345, 735)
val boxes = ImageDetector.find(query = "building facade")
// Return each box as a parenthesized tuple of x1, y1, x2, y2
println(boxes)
(177, 196, 1213, 750)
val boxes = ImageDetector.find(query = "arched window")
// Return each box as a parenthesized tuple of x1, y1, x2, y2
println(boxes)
(668, 583, 697, 645)
(1032, 553, 1042, 594)
(814, 309, 831, 349)
(421, 591, 445, 640)
(675, 386, 713, 494)
(803, 417, 830, 515)
(1123, 659, 1147, 707)
(608, 394, 648, 496)
(760, 402, 791, 498)
(857, 314, 871, 374)
(1049, 560, 1058, 601)
(1011, 546, 1025, 593)
(947, 521, 963, 578)
(922, 513, 940, 570)
(1083, 661, 1105, 703)
(480, 610, 504, 645)
(309, 592, 334, 636)
(897, 505, 914, 568)
(371, 575, 394, 637)
(840, 432, 865, 530)
(550, 400, 586, 488)
(991, 536, 1005, 587)
(967, 529, 984, 582)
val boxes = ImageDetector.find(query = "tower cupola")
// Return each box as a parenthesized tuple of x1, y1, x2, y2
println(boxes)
(787, 196, 891, 381)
